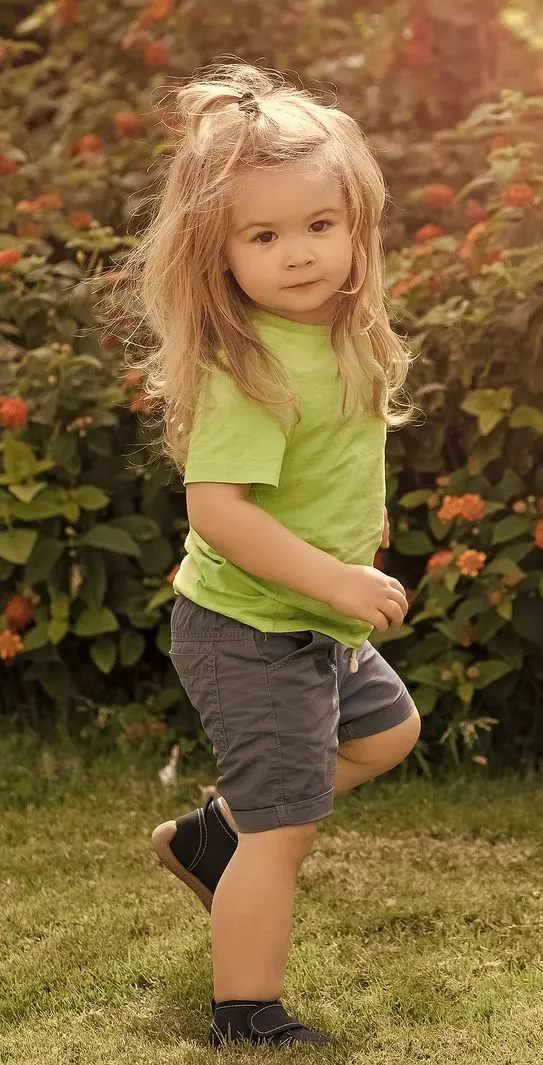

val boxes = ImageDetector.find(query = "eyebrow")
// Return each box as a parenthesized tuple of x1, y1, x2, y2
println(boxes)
(236, 206, 344, 235)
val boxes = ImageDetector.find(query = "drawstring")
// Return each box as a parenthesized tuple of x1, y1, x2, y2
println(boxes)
(348, 648, 359, 674)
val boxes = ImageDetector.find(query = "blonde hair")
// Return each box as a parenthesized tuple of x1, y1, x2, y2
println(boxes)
(107, 62, 413, 468)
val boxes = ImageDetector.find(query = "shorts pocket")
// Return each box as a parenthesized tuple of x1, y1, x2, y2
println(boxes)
(254, 630, 317, 673)
(169, 651, 228, 761)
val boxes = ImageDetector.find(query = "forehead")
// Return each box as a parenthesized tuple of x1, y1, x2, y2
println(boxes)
(230, 161, 344, 226)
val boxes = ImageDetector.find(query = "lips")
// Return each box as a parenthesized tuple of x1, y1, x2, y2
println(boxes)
(286, 279, 321, 289)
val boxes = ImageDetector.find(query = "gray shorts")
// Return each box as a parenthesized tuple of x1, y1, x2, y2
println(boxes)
(170, 595, 415, 834)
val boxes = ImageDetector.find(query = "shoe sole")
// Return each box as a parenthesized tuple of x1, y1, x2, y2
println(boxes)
(151, 820, 214, 913)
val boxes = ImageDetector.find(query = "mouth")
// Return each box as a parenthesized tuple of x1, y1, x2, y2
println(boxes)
(285, 279, 322, 290)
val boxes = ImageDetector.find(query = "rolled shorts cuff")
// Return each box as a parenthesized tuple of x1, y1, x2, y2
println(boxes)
(230, 787, 334, 834)
(338, 686, 416, 744)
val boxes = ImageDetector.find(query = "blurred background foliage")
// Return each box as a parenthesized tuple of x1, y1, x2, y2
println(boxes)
(0, 0, 542, 773)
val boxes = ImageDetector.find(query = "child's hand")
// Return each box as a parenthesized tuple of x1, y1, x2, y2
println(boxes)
(327, 564, 408, 631)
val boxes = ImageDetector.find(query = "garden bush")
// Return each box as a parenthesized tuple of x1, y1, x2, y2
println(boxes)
(0, 0, 542, 770)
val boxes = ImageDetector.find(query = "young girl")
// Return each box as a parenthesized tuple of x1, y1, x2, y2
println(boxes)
(132, 62, 421, 1047)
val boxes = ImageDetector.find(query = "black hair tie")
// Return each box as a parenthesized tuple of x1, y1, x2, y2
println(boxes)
(238, 91, 260, 116)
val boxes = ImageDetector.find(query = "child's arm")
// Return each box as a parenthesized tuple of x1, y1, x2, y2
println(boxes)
(187, 482, 407, 631)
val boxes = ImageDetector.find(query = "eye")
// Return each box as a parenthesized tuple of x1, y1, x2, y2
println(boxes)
(310, 219, 331, 233)
(253, 231, 275, 244)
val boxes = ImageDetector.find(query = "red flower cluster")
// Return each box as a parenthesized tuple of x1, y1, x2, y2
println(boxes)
(456, 550, 486, 577)
(426, 550, 454, 573)
(5, 595, 34, 631)
(0, 629, 23, 663)
(437, 494, 485, 524)
(0, 396, 29, 429)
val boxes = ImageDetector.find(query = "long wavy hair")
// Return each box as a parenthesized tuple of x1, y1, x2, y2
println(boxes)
(106, 62, 413, 468)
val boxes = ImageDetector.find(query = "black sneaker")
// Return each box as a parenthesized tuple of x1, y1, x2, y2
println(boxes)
(209, 999, 337, 1048)
(151, 796, 238, 913)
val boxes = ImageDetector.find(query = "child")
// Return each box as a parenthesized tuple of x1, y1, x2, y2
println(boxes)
(133, 62, 421, 1047)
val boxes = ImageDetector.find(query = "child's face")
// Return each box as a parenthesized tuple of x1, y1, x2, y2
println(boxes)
(224, 161, 353, 326)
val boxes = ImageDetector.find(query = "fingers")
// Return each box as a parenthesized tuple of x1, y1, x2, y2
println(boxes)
(387, 586, 409, 616)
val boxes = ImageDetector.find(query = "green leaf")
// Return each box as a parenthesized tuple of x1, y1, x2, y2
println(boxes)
(492, 514, 532, 544)
(370, 623, 413, 646)
(399, 490, 432, 509)
(2, 435, 38, 482)
(509, 405, 543, 434)
(491, 469, 525, 503)
(9, 487, 68, 521)
(483, 557, 525, 582)
(119, 629, 146, 667)
(408, 664, 453, 690)
(512, 599, 543, 643)
(71, 485, 110, 511)
(428, 510, 452, 541)
(8, 482, 45, 503)
(471, 660, 514, 689)
(79, 550, 107, 610)
(146, 584, 176, 612)
(156, 621, 172, 655)
(111, 515, 161, 541)
(497, 597, 513, 622)
(393, 531, 434, 556)
(412, 685, 438, 717)
(461, 388, 513, 436)
(22, 621, 51, 652)
(74, 607, 119, 637)
(0, 528, 38, 565)
(24, 538, 64, 584)
(457, 682, 474, 704)
(90, 636, 117, 674)
(79, 524, 140, 557)
(48, 619, 68, 644)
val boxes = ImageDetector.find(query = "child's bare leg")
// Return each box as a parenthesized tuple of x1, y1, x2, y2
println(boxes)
(210, 822, 316, 1003)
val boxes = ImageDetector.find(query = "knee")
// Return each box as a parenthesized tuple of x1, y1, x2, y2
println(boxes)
(273, 821, 318, 866)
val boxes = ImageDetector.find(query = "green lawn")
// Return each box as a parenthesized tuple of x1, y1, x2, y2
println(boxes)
(1, 734, 542, 1064)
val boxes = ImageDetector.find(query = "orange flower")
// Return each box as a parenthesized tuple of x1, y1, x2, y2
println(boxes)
(400, 40, 432, 70)
(437, 494, 485, 524)
(390, 274, 422, 298)
(0, 629, 23, 662)
(411, 244, 434, 259)
(504, 182, 535, 208)
(423, 183, 455, 207)
(5, 595, 34, 631)
(415, 223, 444, 243)
(437, 495, 463, 523)
(512, 500, 527, 514)
(54, 0, 78, 27)
(16, 222, 44, 239)
(456, 549, 486, 577)
(0, 396, 29, 429)
(0, 249, 22, 268)
(138, 0, 173, 26)
(426, 550, 454, 573)
(15, 199, 39, 214)
(68, 210, 93, 230)
(465, 199, 488, 223)
(0, 156, 18, 175)
(114, 111, 146, 138)
(73, 134, 105, 156)
(459, 494, 485, 521)
(535, 519, 543, 551)
(35, 191, 63, 211)
(143, 41, 170, 66)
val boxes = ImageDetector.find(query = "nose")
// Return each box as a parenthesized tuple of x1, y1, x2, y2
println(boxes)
(284, 243, 316, 270)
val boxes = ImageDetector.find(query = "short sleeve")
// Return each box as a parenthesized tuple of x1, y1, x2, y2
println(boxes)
(184, 370, 287, 487)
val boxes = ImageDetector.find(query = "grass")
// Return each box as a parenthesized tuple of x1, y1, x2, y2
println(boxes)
(1, 732, 543, 1064)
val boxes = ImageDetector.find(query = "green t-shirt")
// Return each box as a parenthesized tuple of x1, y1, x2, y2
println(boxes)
(173, 309, 386, 648)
